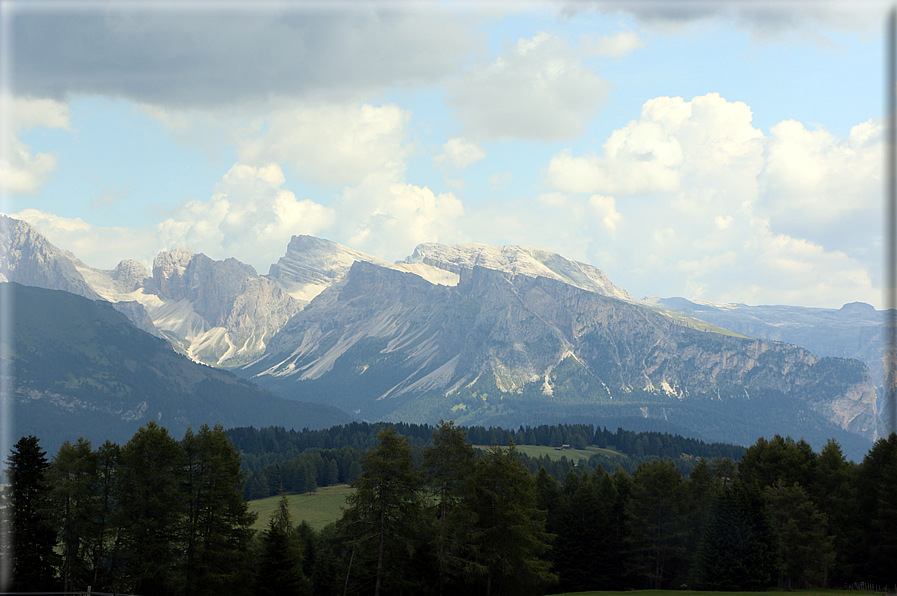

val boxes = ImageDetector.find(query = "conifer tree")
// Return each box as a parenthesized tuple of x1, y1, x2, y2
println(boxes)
(180, 424, 256, 596)
(765, 481, 834, 588)
(554, 469, 618, 591)
(114, 421, 187, 595)
(4, 435, 56, 591)
(47, 438, 101, 592)
(465, 441, 555, 596)
(256, 493, 311, 596)
(693, 481, 779, 591)
(625, 459, 689, 589)
(342, 427, 424, 596)
(422, 420, 477, 595)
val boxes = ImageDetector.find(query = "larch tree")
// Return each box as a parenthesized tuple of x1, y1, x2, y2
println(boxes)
(342, 427, 424, 596)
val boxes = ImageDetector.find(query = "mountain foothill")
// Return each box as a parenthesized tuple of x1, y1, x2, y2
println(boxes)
(0, 214, 884, 460)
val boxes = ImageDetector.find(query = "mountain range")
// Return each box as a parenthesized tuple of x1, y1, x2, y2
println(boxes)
(0, 214, 884, 459)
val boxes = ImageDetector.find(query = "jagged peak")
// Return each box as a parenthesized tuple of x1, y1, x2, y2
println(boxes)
(402, 241, 633, 302)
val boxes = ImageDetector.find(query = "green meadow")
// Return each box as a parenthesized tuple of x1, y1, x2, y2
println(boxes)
(476, 443, 621, 463)
(248, 484, 355, 531)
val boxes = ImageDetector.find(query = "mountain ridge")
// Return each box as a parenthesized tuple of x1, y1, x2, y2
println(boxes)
(2, 282, 352, 452)
(1, 214, 883, 457)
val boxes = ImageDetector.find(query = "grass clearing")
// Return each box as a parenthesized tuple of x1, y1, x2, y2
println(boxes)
(248, 484, 354, 532)
(475, 444, 621, 463)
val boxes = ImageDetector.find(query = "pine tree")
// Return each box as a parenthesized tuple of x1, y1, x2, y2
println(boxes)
(554, 469, 617, 591)
(465, 441, 556, 596)
(693, 481, 779, 591)
(255, 493, 311, 596)
(113, 421, 187, 595)
(4, 436, 57, 591)
(765, 481, 834, 588)
(180, 424, 257, 596)
(625, 459, 689, 589)
(47, 438, 103, 592)
(342, 427, 424, 596)
(422, 420, 477, 595)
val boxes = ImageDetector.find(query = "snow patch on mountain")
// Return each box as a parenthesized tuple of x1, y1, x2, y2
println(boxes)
(402, 242, 634, 301)
(267, 235, 393, 301)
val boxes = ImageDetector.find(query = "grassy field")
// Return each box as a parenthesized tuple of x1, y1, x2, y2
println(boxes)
(476, 443, 621, 463)
(548, 591, 884, 596)
(248, 484, 354, 531)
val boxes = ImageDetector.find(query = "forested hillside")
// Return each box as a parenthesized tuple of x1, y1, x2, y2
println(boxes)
(227, 421, 746, 499)
(4, 421, 896, 595)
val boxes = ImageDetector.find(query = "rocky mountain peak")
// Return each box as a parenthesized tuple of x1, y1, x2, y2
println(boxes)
(109, 259, 150, 293)
(267, 234, 392, 302)
(403, 242, 634, 302)
(0, 214, 100, 299)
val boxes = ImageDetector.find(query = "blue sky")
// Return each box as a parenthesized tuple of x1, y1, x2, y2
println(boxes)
(1, 0, 890, 308)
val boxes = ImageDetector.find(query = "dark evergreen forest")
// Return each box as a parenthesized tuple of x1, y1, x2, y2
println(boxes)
(3, 421, 896, 596)
(228, 422, 746, 500)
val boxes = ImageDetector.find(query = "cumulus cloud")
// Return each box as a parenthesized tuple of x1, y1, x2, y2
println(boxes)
(335, 170, 466, 262)
(589, 194, 621, 231)
(544, 93, 763, 196)
(238, 103, 411, 187)
(156, 163, 335, 270)
(1, 96, 71, 194)
(15, 163, 336, 272)
(11, 6, 478, 109)
(448, 31, 612, 142)
(758, 118, 881, 245)
(538, 92, 880, 307)
(488, 172, 513, 191)
(12, 209, 161, 269)
(434, 138, 486, 171)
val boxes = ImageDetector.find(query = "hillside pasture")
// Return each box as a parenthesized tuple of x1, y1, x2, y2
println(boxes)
(476, 443, 622, 464)
(248, 484, 354, 531)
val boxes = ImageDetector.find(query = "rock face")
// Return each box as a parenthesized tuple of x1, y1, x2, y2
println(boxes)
(1, 215, 101, 299)
(246, 261, 878, 455)
(0, 215, 160, 335)
(267, 235, 393, 303)
(648, 297, 885, 390)
(3, 215, 881, 456)
(146, 248, 303, 366)
(402, 242, 634, 301)
(1, 216, 304, 366)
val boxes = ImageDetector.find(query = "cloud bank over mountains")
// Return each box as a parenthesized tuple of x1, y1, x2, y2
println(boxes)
(1, 1, 887, 308)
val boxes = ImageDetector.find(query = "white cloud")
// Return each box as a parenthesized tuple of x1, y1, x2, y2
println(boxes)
(1, 139, 59, 194)
(15, 163, 336, 272)
(589, 194, 621, 231)
(488, 172, 513, 191)
(434, 138, 486, 171)
(448, 31, 612, 142)
(714, 215, 734, 230)
(6, 96, 71, 132)
(1, 96, 71, 194)
(336, 171, 465, 262)
(758, 118, 881, 241)
(156, 163, 335, 270)
(538, 92, 880, 307)
(544, 93, 763, 196)
(582, 30, 645, 56)
(238, 103, 411, 187)
(12, 209, 161, 269)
